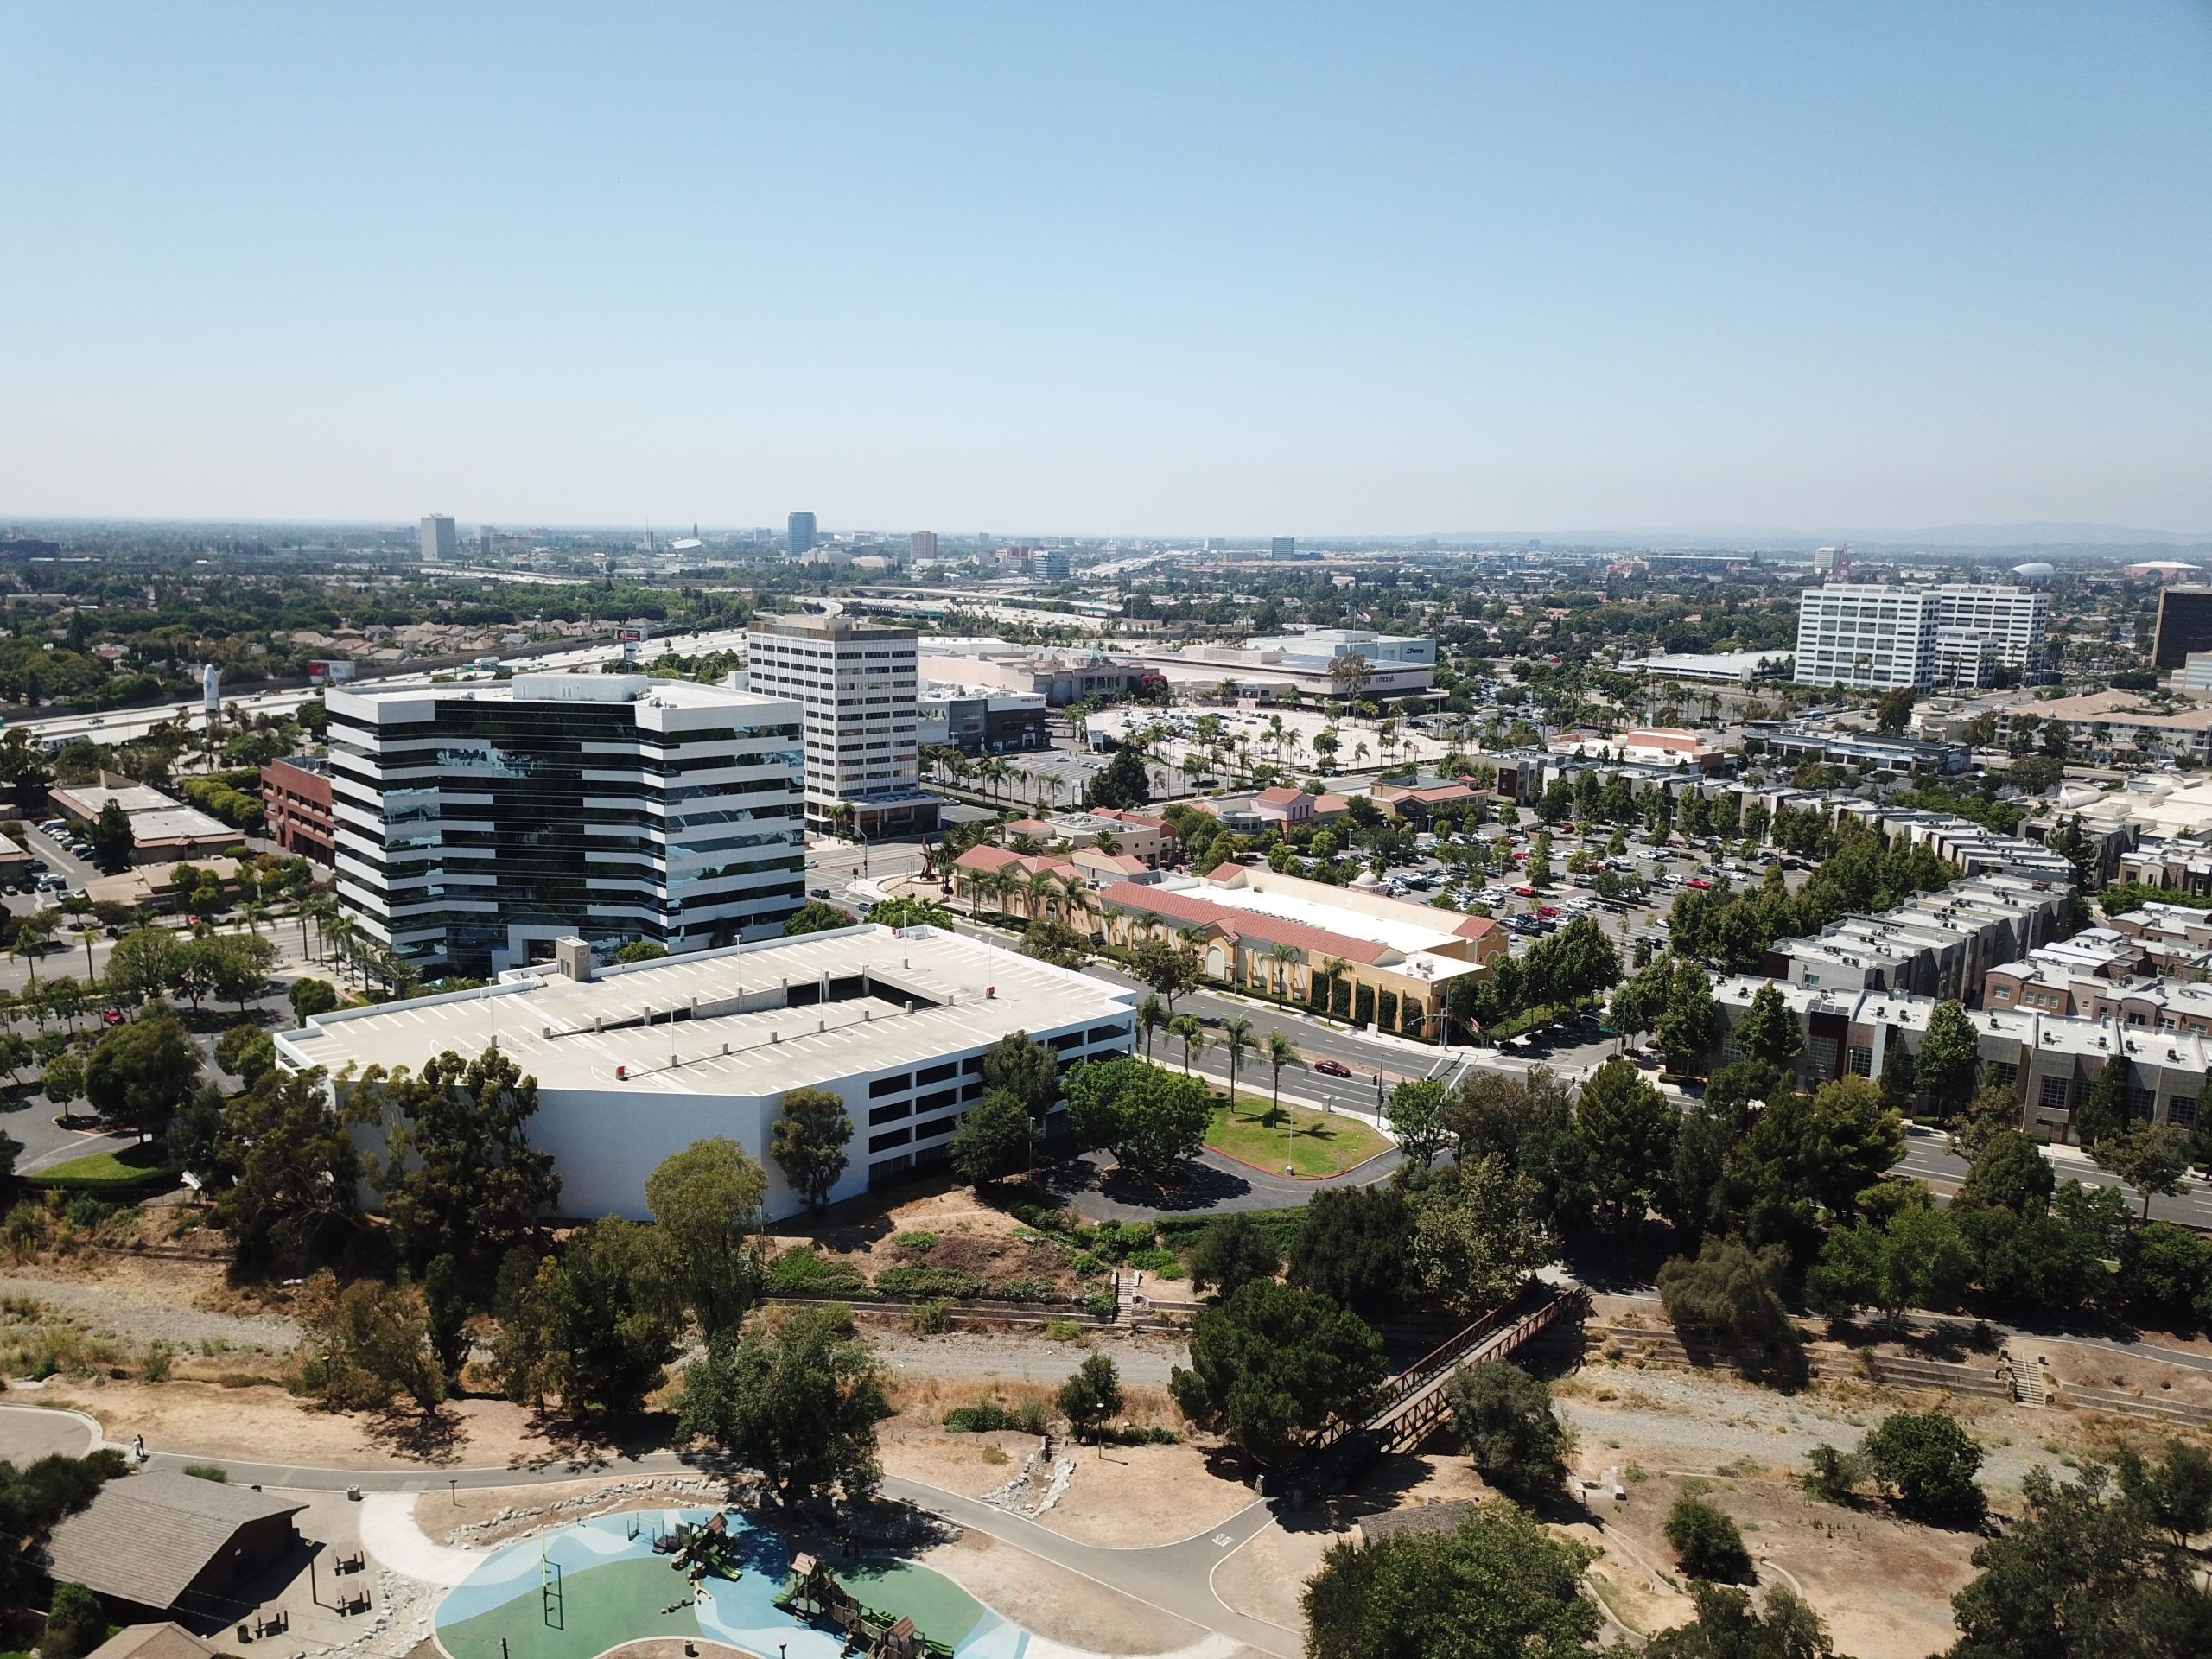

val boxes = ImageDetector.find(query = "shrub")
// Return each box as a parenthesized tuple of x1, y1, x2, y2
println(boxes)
(182, 1462, 229, 1482)
(1041, 1318, 1082, 1341)
(943, 1399, 1048, 1434)
(766, 1248, 872, 1299)
(1445, 1360, 1572, 1501)
(1664, 1495, 1751, 1580)
(989, 1275, 1058, 1303)
(43, 1580, 108, 1659)
(892, 1230, 939, 1255)
(1657, 1236, 1796, 1356)
(1128, 1247, 1185, 1278)
(1077, 1289, 1118, 1318)
(142, 1339, 174, 1382)
(1802, 1444, 1865, 1504)
(874, 1265, 988, 1300)
(906, 1299, 950, 1335)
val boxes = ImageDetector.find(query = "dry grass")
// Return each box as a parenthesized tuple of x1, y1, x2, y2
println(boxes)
(887, 1372, 1180, 1430)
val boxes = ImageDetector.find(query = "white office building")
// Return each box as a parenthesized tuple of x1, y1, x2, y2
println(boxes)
(278, 925, 1137, 1219)
(747, 613, 939, 836)
(327, 674, 807, 976)
(1794, 583, 2048, 690)
(419, 514, 456, 562)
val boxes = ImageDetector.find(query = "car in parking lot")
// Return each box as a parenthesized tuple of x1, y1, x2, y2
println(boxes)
(1313, 1058, 1352, 1077)
(100, 1007, 125, 1026)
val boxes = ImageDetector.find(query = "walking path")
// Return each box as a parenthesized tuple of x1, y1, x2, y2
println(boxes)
(0, 1403, 1299, 1657)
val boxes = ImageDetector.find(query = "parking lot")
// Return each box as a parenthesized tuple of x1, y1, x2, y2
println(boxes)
(3, 818, 100, 913)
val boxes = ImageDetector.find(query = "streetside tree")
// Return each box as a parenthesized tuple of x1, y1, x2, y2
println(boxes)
(770, 1086, 854, 1213)
(645, 1136, 770, 1339)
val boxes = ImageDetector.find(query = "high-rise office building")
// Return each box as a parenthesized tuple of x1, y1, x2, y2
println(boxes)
(747, 614, 938, 836)
(419, 514, 456, 562)
(908, 530, 938, 562)
(2154, 588, 2212, 669)
(1794, 583, 2047, 690)
(327, 675, 806, 975)
(1027, 547, 1070, 581)
(788, 512, 817, 559)
(1271, 536, 1297, 560)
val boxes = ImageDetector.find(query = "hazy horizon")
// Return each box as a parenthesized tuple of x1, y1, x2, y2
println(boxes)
(5, 4, 2209, 533)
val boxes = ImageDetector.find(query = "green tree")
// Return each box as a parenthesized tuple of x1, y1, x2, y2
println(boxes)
(288, 976, 340, 1025)
(1385, 1076, 1454, 1168)
(1948, 1452, 2212, 1659)
(1574, 1058, 1677, 1236)
(1878, 1040, 1918, 1119)
(88, 798, 135, 874)
(1084, 744, 1153, 810)
(1166, 1011, 1207, 1075)
(0, 1448, 129, 1616)
(982, 1030, 1058, 1118)
(1807, 1191, 1974, 1325)
(533, 1217, 680, 1414)
(1129, 930, 1203, 1011)
(1643, 1583, 1839, 1659)
(1301, 1501, 1600, 1659)
(2092, 1120, 2193, 1218)
(1874, 686, 1917, 736)
(1058, 1354, 1123, 1444)
(645, 1137, 769, 1338)
(102, 926, 180, 1002)
(1412, 1155, 1552, 1316)
(613, 939, 668, 963)
(214, 1021, 277, 1085)
(1864, 1410, 1984, 1527)
(677, 1304, 892, 1503)
(1189, 1212, 1282, 1297)
(1947, 1079, 2020, 1160)
(423, 1251, 469, 1382)
(1061, 1056, 1211, 1174)
(769, 1086, 854, 1213)
(39, 1050, 84, 1116)
(1657, 1236, 1798, 1359)
(2116, 1220, 2212, 1330)
(1666, 1495, 1753, 1580)
(84, 1001, 201, 1141)
(43, 1579, 108, 1658)
(1652, 956, 1720, 1072)
(1734, 983, 1802, 1074)
(209, 1065, 362, 1262)
(1289, 1185, 1415, 1314)
(947, 1088, 1034, 1189)
(1914, 1001, 1981, 1112)
(1444, 1359, 1571, 1501)
(1170, 1280, 1387, 1465)
(292, 1268, 445, 1411)
(781, 899, 852, 936)
(1958, 1129, 2054, 1217)
(359, 1044, 561, 1268)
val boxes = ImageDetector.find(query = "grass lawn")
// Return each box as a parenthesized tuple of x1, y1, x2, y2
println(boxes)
(1205, 1092, 1390, 1177)
(33, 1141, 172, 1186)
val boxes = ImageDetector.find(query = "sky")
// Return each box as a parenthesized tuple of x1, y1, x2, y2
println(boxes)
(3, 3, 2211, 538)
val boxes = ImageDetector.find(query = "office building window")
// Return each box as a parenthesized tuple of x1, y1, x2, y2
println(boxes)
(1847, 1046, 1873, 1077)
(2038, 1075, 2073, 1113)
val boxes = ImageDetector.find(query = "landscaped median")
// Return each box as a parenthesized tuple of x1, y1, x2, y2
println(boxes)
(23, 1141, 179, 1198)
(1204, 1091, 1391, 1178)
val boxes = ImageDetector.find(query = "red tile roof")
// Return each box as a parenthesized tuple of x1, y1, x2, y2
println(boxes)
(1255, 786, 1306, 806)
(1096, 880, 1391, 964)
(1004, 817, 1056, 836)
(955, 845, 1081, 880)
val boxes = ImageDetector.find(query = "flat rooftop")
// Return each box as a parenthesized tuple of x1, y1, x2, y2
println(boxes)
(280, 925, 1133, 1098)
(329, 672, 793, 713)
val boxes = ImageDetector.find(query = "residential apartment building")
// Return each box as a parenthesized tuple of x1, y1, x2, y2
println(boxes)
(747, 614, 938, 836)
(1709, 976, 2205, 1143)
(326, 674, 806, 976)
(1762, 869, 2075, 1002)
(1998, 688, 2212, 764)
(1793, 583, 2048, 690)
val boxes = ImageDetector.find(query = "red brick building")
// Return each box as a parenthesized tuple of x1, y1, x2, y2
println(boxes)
(260, 755, 334, 864)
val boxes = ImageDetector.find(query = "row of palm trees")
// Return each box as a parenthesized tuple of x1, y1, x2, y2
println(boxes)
(959, 861, 1096, 928)
(1133, 996, 1310, 1121)
(919, 747, 1077, 811)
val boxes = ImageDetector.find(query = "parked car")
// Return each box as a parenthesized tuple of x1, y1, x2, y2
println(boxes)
(100, 1007, 125, 1026)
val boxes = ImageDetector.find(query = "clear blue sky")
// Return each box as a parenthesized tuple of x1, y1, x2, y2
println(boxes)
(4, 3, 2210, 537)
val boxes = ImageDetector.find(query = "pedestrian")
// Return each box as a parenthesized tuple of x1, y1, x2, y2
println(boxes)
(132, 1434, 146, 1462)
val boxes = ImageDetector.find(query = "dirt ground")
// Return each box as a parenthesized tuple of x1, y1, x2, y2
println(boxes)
(32, 1376, 674, 1471)
(416, 1476, 741, 1548)
(2040, 1338, 2212, 1407)
(879, 1376, 1255, 1548)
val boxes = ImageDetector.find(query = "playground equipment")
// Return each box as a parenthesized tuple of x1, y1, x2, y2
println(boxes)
(778, 1554, 952, 1659)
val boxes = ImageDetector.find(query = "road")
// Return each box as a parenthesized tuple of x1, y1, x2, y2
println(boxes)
(1896, 1125, 2212, 1230)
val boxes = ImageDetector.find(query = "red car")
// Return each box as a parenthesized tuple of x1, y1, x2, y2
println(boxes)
(100, 1007, 125, 1026)
(1515, 885, 1537, 898)
(1537, 906, 1559, 918)
(1687, 877, 1713, 889)
(1313, 1058, 1352, 1077)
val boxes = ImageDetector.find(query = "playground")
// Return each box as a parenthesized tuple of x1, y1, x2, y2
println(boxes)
(433, 1510, 1034, 1659)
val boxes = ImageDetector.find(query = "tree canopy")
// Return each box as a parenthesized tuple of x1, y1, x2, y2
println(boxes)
(677, 1304, 893, 1504)
(1171, 1280, 1386, 1465)
(770, 1087, 854, 1212)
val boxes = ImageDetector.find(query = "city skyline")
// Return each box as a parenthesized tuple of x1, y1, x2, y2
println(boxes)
(5, 5, 2210, 533)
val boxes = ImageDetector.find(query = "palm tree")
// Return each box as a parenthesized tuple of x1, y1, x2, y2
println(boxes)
(11, 914, 53, 986)
(1168, 1013, 1206, 1077)
(75, 925, 101, 984)
(1021, 867, 1060, 922)
(1136, 993, 1166, 1060)
(1265, 1030, 1303, 1123)
(1265, 942, 1301, 1009)
(1317, 956, 1350, 1019)
(1219, 1017, 1254, 1118)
